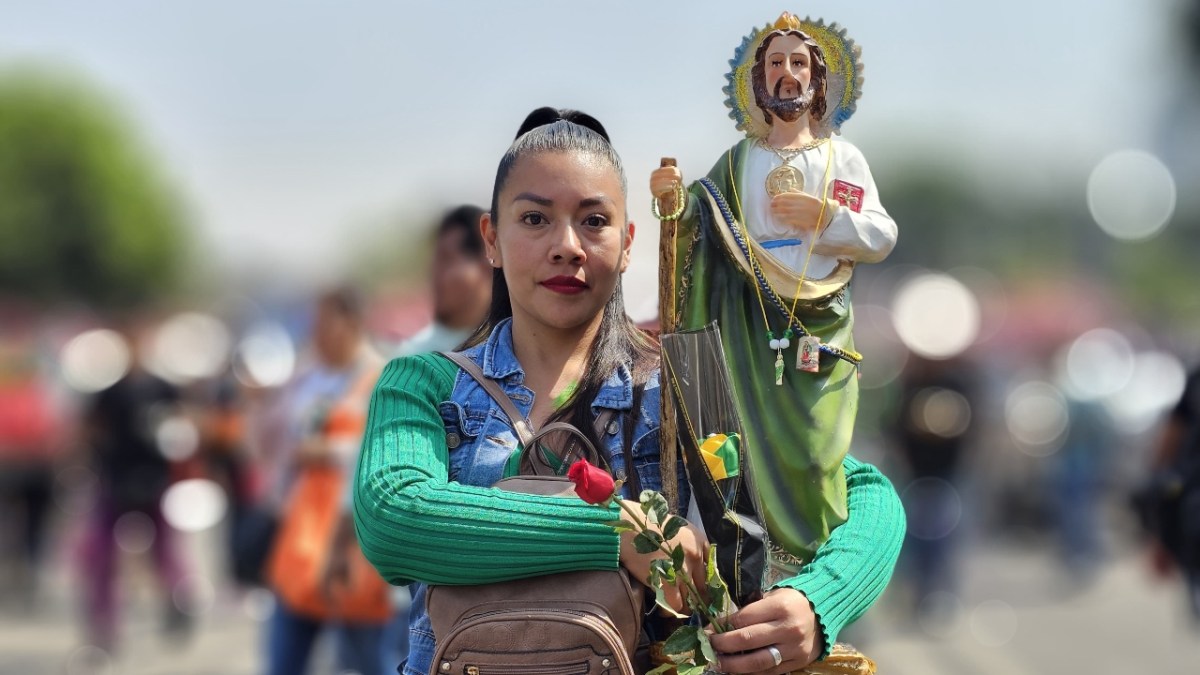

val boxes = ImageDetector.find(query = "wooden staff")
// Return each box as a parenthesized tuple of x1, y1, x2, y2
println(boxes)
(657, 157, 680, 508)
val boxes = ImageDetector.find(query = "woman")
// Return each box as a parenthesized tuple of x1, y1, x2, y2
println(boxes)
(354, 108, 905, 675)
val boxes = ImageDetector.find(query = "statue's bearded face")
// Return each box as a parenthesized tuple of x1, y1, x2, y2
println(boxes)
(752, 32, 828, 125)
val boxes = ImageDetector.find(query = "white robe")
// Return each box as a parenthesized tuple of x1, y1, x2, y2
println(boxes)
(741, 139, 897, 280)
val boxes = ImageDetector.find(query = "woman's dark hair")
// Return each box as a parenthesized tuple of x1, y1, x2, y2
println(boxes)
(466, 107, 658, 459)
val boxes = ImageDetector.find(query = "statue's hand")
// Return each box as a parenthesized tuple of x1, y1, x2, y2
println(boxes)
(650, 165, 683, 199)
(770, 192, 838, 236)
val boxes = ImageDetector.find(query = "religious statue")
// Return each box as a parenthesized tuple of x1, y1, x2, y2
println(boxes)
(653, 12, 897, 584)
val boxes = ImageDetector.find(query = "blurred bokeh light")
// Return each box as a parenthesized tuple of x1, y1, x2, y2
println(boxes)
(160, 478, 227, 533)
(233, 320, 296, 388)
(1087, 150, 1177, 241)
(1057, 328, 1136, 400)
(891, 272, 981, 360)
(59, 329, 130, 393)
(147, 312, 232, 384)
(1005, 381, 1070, 455)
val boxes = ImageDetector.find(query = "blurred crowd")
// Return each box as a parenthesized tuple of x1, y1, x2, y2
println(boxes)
(0, 206, 494, 674)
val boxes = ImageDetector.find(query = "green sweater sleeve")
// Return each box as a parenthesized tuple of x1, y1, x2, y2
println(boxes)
(771, 455, 906, 657)
(352, 353, 621, 586)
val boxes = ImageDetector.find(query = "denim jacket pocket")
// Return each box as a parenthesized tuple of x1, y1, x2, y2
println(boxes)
(439, 400, 485, 482)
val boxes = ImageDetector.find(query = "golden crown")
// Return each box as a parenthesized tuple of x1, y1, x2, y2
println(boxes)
(771, 12, 805, 32)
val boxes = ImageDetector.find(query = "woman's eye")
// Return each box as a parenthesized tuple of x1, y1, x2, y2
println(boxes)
(583, 215, 608, 229)
(521, 212, 547, 226)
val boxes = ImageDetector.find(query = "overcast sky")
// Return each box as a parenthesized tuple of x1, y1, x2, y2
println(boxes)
(0, 0, 1182, 318)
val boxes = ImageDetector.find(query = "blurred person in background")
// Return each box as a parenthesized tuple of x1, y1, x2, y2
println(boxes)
(1050, 386, 1116, 583)
(323, 204, 492, 671)
(0, 325, 64, 611)
(78, 316, 192, 653)
(892, 355, 977, 618)
(1142, 365, 1200, 621)
(259, 287, 390, 675)
(396, 204, 493, 354)
(197, 368, 255, 585)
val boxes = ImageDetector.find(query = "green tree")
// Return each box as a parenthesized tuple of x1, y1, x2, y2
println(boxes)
(0, 65, 185, 305)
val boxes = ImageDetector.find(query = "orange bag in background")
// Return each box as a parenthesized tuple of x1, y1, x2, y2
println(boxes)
(266, 395, 391, 624)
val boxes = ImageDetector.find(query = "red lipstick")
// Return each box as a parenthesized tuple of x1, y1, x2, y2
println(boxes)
(540, 276, 589, 295)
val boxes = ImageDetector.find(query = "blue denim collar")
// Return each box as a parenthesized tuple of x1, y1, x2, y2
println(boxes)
(469, 318, 634, 412)
(477, 318, 524, 381)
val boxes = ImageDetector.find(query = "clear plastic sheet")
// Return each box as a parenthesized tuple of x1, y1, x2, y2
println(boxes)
(661, 322, 769, 605)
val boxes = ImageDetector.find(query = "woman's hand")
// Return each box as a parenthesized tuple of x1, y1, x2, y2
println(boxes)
(770, 192, 837, 236)
(616, 500, 708, 613)
(708, 587, 825, 674)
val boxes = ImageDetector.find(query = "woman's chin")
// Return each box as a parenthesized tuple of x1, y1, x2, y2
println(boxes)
(533, 306, 602, 333)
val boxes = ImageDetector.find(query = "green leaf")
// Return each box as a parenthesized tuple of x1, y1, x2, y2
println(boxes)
(605, 519, 636, 533)
(697, 630, 717, 664)
(649, 558, 671, 578)
(649, 495, 670, 525)
(648, 564, 662, 591)
(671, 543, 686, 571)
(707, 595, 727, 617)
(663, 625, 701, 657)
(653, 582, 689, 619)
(677, 664, 708, 675)
(638, 490, 670, 525)
(662, 515, 687, 540)
(633, 531, 665, 554)
(704, 544, 731, 616)
(644, 665, 676, 675)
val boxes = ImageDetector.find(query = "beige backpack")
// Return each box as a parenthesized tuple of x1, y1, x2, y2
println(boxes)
(427, 352, 646, 675)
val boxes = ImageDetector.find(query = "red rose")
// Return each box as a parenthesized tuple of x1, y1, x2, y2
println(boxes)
(567, 459, 616, 504)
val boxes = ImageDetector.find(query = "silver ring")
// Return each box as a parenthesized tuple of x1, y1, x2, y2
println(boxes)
(766, 644, 783, 667)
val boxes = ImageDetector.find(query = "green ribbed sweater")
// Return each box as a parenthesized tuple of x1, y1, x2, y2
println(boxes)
(353, 352, 905, 652)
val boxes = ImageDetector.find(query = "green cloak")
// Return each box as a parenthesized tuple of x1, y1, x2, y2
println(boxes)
(670, 138, 858, 570)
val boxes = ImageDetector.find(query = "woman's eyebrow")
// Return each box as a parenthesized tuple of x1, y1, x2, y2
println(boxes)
(513, 192, 553, 206)
(579, 196, 614, 209)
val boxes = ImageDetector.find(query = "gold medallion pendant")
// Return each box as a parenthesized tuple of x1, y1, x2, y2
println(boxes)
(765, 163, 805, 197)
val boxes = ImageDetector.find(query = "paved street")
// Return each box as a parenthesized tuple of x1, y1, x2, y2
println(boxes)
(3, 536, 1199, 674)
(856, 544, 1200, 675)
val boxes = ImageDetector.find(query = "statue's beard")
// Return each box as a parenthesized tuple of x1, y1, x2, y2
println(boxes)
(759, 78, 814, 123)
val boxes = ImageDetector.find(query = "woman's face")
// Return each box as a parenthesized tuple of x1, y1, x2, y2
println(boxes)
(483, 150, 633, 335)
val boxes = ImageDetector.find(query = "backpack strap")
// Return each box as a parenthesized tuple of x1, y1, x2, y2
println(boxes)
(440, 350, 534, 447)
(439, 351, 620, 477)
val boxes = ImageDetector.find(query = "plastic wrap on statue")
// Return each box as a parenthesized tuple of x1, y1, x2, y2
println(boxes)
(661, 323, 768, 608)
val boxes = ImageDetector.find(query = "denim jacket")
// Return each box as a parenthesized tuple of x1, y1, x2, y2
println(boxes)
(402, 319, 686, 675)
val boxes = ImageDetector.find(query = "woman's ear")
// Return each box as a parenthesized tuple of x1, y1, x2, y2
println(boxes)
(481, 211, 501, 268)
(620, 221, 636, 274)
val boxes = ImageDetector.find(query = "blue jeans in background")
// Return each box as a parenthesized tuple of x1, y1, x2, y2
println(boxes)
(265, 599, 386, 675)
